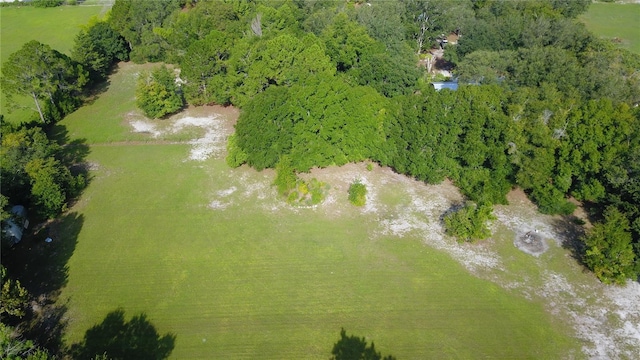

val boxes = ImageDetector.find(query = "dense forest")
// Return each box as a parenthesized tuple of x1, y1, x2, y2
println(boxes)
(2, 2, 640, 351)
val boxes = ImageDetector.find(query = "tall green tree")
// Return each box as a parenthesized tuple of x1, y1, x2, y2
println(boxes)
(109, 0, 182, 63)
(230, 33, 334, 107)
(0, 266, 29, 319)
(1, 125, 82, 218)
(1, 41, 88, 123)
(72, 21, 129, 82)
(180, 30, 235, 105)
(136, 66, 184, 119)
(0, 324, 51, 360)
(583, 207, 637, 284)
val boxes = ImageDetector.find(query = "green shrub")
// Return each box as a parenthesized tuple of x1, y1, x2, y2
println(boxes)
(226, 134, 248, 168)
(273, 160, 328, 206)
(444, 202, 495, 243)
(33, 0, 64, 8)
(136, 66, 184, 119)
(348, 180, 367, 207)
(273, 156, 298, 196)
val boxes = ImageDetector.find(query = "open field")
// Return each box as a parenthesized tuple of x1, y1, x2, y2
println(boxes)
(8, 62, 626, 359)
(2, 4, 639, 357)
(0, 5, 104, 123)
(56, 144, 578, 358)
(47, 64, 580, 357)
(579, 2, 640, 54)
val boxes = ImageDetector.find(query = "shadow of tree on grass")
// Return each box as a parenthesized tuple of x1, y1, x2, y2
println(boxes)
(70, 309, 176, 360)
(331, 328, 396, 360)
(551, 215, 588, 268)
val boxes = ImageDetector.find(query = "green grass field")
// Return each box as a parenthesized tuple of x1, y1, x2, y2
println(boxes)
(58, 143, 577, 359)
(44, 61, 579, 358)
(579, 2, 640, 54)
(2, 5, 586, 359)
(1, 5, 104, 123)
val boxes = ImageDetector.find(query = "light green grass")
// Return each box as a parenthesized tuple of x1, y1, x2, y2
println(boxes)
(1, 5, 104, 123)
(579, 2, 640, 54)
(60, 145, 579, 359)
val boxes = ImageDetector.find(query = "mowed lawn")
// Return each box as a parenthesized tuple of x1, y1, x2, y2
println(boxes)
(0, 5, 103, 123)
(60, 144, 578, 359)
(50, 62, 579, 358)
(579, 2, 640, 54)
(3, 6, 581, 357)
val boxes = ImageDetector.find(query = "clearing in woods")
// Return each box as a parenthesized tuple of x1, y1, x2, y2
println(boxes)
(19, 63, 634, 359)
(579, 1, 640, 54)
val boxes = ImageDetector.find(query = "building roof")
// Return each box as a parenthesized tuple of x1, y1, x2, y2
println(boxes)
(431, 82, 459, 91)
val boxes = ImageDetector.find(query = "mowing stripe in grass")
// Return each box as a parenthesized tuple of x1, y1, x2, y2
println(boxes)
(59, 145, 579, 359)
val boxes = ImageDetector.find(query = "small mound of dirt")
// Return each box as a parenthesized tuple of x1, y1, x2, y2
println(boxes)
(514, 230, 548, 256)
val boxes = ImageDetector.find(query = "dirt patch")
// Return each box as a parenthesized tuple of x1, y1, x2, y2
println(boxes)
(514, 230, 549, 256)
(129, 118, 161, 137)
(126, 105, 238, 161)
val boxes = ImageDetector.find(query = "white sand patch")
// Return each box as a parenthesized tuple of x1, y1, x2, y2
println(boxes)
(127, 111, 233, 161)
(172, 116, 217, 129)
(171, 116, 229, 161)
(130, 120, 161, 137)
(208, 200, 229, 210)
(217, 187, 237, 197)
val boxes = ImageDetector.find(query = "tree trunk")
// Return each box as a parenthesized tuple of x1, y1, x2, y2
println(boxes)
(31, 92, 46, 123)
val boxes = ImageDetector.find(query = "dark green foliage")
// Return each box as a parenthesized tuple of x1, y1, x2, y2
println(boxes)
(73, 21, 129, 82)
(444, 202, 495, 243)
(331, 328, 396, 360)
(0, 265, 29, 318)
(160, 0, 241, 63)
(230, 33, 335, 107)
(583, 207, 637, 284)
(384, 85, 513, 203)
(350, 48, 422, 97)
(0, 323, 51, 360)
(136, 66, 184, 119)
(1, 41, 88, 123)
(1, 126, 82, 218)
(321, 13, 380, 72)
(180, 30, 235, 106)
(235, 74, 388, 172)
(32, 0, 63, 8)
(348, 179, 367, 207)
(109, 0, 182, 63)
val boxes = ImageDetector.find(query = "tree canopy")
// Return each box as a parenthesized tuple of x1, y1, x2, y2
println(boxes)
(1, 41, 87, 123)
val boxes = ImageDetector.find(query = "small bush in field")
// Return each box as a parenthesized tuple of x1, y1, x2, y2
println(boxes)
(443, 202, 494, 243)
(348, 180, 367, 206)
